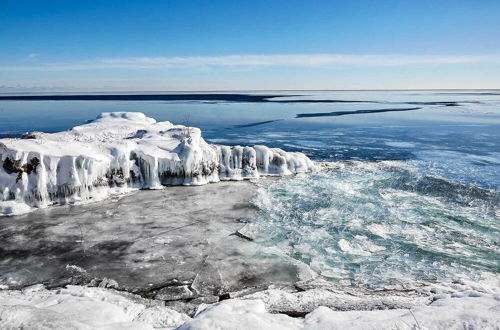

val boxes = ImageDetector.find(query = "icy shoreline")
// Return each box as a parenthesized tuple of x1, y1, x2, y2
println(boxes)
(0, 112, 314, 215)
(1, 284, 498, 329)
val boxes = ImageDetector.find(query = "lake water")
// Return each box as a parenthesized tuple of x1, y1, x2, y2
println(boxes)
(1, 90, 499, 293)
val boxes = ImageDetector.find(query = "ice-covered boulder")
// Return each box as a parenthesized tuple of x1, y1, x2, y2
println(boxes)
(0, 112, 315, 215)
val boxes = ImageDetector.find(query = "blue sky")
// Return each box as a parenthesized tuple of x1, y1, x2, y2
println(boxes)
(1, 0, 499, 90)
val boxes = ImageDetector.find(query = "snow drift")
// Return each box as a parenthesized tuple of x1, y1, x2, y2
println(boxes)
(0, 112, 315, 215)
(1, 285, 499, 330)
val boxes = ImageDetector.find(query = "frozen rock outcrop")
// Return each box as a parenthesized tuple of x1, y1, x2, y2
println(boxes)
(0, 112, 315, 215)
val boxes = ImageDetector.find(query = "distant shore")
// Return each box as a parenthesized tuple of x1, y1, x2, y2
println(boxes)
(0, 93, 279, 102)
(0, 93, 370, 103)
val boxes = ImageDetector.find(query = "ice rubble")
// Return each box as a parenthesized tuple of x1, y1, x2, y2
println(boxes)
(0, 112, 314, 215)
(0, 285, 499, 330)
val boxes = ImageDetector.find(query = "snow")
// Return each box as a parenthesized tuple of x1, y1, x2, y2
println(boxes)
(0, 285, 190, 329)
(1, 284, 498, 329)
(181, 293, 500, 330)
(180, 299, 302, 330)
(0, 200, 32, 215)
(301, 294, 500, 330)
(0, 112, 315, 215)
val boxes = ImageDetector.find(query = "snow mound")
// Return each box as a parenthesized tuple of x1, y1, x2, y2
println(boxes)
(0, 284, 190, 329)
(0, 112, 315, 215)
(180, 299, 301, 330)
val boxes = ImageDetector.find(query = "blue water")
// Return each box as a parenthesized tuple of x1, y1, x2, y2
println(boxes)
(2, 90, 499, 187)
(1, 90, 499, 290)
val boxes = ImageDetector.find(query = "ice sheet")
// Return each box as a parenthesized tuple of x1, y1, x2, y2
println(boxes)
(0, 180, 314, 301)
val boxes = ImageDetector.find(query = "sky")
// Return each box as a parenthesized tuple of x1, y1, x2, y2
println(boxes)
(1, 0, 500, 91)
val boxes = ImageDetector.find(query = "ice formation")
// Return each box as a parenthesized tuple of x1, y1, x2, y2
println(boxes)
(0, 112, 314, 215)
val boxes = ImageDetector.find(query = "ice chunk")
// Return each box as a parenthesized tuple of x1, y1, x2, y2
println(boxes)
(155, 285, 195, 301)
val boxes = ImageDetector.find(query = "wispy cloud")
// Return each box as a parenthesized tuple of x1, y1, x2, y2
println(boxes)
(24, 53, 40, 62)
(3, 54, 500, 71)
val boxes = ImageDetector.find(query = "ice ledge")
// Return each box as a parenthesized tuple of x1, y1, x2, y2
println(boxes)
(0, 112, 315, 215)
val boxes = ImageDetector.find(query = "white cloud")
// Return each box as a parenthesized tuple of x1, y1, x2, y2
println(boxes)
(24, 53, 40, 62)
(97, 54, 500, 67)
(2, 53, 500, 71)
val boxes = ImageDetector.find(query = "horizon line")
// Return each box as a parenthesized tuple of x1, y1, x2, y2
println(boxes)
(1, 88, 500, 94)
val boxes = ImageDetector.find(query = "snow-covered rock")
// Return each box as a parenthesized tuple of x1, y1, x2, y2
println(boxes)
(0, 112, 315, 215)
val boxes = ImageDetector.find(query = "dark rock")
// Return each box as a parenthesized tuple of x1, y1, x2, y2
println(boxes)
(218, 293, 231, 301)
(3, 156, 40, 182)
(3, 157, 20, 174)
